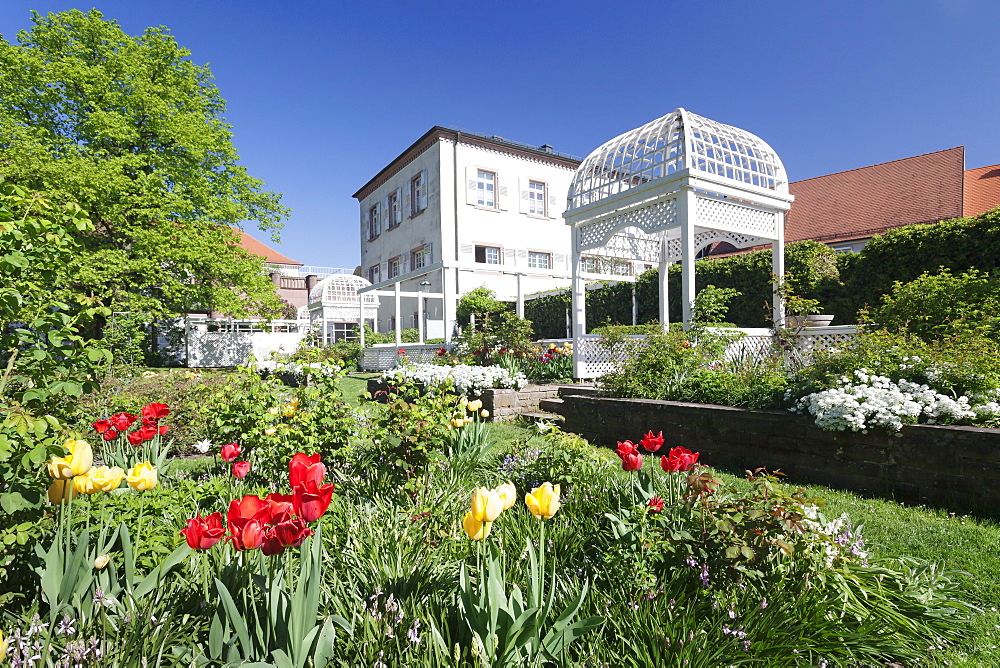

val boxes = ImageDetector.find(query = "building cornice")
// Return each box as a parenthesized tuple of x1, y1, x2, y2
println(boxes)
(352, 126, 581, 201)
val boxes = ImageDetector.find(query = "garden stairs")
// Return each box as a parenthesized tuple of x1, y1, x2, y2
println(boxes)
(534, 385, 599, 424)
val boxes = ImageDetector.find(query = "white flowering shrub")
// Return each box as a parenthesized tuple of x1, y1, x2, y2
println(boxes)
(254, 359, 340, 380)
(792, 369, 997, 432)
(383, 363, 527, 395)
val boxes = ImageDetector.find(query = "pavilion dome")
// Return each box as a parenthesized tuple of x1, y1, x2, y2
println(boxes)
(567, 108, 788, 212)
(308, 274, 377, 305)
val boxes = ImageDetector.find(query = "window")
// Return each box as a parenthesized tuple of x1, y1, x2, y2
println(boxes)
(325, 322, 358, 343)
(833, 246, 855, 254)
(387, 257, 400, 279)
(581, 257, 597, 273)
(410, 172, 426, 215)
(368, 264, 380, 284)
(411, 246, 430, 269)
(528, 180, 546, 216)
(475, 245, 501, 265)
(367, 204, 380, 240)
(528, 251, 550, 269)
(388, 316, 396, 332)
(476, 170, 496, 208)
(387, 190, 400, 228)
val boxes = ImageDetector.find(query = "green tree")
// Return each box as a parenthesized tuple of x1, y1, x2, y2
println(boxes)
(0, 9, 289, 323)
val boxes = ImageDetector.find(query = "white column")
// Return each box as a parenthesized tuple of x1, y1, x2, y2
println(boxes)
(442, 267, 455, 343)
(680, 188, 698, 329)
(393, 281, 401, 345)
(632, 283, 638, 326)
(417, 293, 425, 343)
(359, 295, 366, 347)
(515, 273, 524, 318)
(658, 233, 669, 332)
(772, 211, 786, 329)
(570, 226, 586, 378)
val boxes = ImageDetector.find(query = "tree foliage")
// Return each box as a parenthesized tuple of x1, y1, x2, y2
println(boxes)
(0, 9, 289, 321)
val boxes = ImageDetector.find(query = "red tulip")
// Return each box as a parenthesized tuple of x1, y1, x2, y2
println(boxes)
(647, 496, 665, 513)
(615, 440, 643, 471)
(261, 529, 286, 556)
(228, 494, 270, 526)
(293, 479, 335, 522)
(229, 518, 265, 551)
(273, 517, 313, 547)
(103, 428, 119, 442)
(109, 412, 137, 432)
(289, 453, 326, 489)
(220, 442, 242, 462)
(158, 425, 169, 436)
(264, 493, 294, 525)
(127, 430, 143, 446)
(137, 424, 158, 442)
(640, 430, 665, 453)
(180, 512, 226, 550)
(661, 446, 700, 473)
(141, 402, 170, 420)
(93, 419, 112, 434)
(232, 461, 251, 479)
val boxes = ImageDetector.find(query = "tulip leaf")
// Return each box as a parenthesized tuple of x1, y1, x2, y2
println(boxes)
(215, 577, 253, 658)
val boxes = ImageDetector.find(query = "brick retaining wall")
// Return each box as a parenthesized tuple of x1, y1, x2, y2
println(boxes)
(557, 394, 1000, 513)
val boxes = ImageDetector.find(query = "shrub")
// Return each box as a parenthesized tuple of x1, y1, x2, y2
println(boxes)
(867, 268, 1000, 342)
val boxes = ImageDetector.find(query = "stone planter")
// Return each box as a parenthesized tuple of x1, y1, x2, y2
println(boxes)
(786, 314, 835, 328)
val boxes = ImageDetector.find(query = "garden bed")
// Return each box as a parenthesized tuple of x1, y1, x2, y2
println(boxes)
(366, 378, 571, 420)
(554, 393, 1000, 513)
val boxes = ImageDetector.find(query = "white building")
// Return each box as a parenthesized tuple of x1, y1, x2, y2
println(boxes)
(353, 127, 584, 342)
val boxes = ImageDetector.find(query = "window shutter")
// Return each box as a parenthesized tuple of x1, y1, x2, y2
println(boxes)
(426, 242, 432, 264)
(402, 255, 410, 274)
(465, 167, 477, 205)
(361, 208, 369, 238)
(553, 253, 567, 269)
(504, 248, 517, 266)
(516, 249, 527, 265)
(381, 261, 389, 279)
(548, 193, 558, 217)
(460, 244, 474, 258)
(404, 181, 412, 218)
(519, 178, 529, 214)
(419, 169, 428, 210)
(375, 202, 382, 235)
(498, 180, 508, 211)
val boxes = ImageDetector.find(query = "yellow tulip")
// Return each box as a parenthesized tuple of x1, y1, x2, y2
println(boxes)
(462, 511, 492, 540)
(73, 468, 100, 495)
(549, 343, 557, 349)
(267, 406, 280, 416)
(464, 417, 473, 425)
(494, 481, 516, 511)
(94, 554, 110, 570)
(450, 418, 465, 428)
(289, 397, 301, 409)
(471, 487, 504, 523)
(125, 462, 158, 491)
(467, 399, 482, 412)
(282, 404, 296, 417)
(0, 629, 7, 663)
(90, 466, 125, 492)
(459, 396, 468, 407)
(480, 409, 490, 419)
(264, 427, 277, 436)
(525, 482, 561, 520)
(47, 439, 94, 479)
(47, 479, 77, 505)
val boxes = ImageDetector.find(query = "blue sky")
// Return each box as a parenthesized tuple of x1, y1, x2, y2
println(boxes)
(2, 0, 998, 269)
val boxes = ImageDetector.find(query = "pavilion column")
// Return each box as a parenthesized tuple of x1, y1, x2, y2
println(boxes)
(359, 293, 366, 347)
(679, 187, 698, 329)
(658, 233, 669, 332)
(515, 273, 524, 318)
(632, 283, 638, 326)
(570, 226, 586, 378)
(393, 282, 401, 345)
(417, 292, 425, 343)
(772, 211, 786, 329)
(442, 267, 455, 343)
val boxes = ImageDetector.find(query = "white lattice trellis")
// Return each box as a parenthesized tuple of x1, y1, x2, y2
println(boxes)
(696, 196, 777, 237)
(578, 198, 677, 250)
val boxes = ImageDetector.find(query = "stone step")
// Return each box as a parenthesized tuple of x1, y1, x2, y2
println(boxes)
(520, 410, 565, 427)
(538, 397, 566, 415)
(558, 384, 598, 398)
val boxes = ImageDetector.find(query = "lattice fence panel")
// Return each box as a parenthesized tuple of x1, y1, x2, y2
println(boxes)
(696, 197, 776, 238)
(360, 344, 446, 371)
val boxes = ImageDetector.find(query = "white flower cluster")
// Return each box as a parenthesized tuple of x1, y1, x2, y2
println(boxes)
(797, 506, 869, 568)
(383, 363, 527, 394)
(254, 359, 340, 378)
(793, 369, 988, 432)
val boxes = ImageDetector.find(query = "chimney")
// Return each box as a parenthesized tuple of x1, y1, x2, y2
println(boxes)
(305, 274, 318, 293)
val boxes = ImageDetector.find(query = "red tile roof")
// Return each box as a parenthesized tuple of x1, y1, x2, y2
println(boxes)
(233, 228, 302, 266)
(785, 147, 966, 245)
(964, 164, 1000, 217)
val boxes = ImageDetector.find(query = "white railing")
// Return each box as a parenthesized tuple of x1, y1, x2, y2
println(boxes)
(185, 318, 307, 367)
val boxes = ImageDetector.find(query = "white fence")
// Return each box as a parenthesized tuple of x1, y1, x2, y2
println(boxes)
(186, 318, 307, 367)
(360, 344, 446, 371)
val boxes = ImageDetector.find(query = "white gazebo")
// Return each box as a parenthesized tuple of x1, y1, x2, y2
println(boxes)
(307, 274, 379, 344)
(564, 108, 794, 377)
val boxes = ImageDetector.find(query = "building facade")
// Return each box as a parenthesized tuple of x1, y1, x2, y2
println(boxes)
(353, 127, 583, 341)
